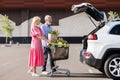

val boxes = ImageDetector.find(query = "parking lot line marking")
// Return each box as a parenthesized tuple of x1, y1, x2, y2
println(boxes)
(88, 69, 93, 73)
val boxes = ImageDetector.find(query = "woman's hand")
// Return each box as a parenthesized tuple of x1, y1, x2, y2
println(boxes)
(46, 40, 51, 47)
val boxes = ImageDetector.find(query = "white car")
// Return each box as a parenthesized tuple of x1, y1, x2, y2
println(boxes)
(72, 3, 120, 80)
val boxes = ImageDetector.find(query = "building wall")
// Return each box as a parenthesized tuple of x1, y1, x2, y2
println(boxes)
(0, 9, 120, 43)
(0, 9, 74, 37)
(0, 9, 100, 37)
(59, 12, 99, 37)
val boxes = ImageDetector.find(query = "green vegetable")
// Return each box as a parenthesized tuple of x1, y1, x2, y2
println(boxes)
(49, 29, 59, 35)
(50, 46, 55, 50)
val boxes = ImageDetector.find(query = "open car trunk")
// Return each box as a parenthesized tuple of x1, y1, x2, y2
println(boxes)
(71, 3, 106, 21)
(71, 3, 107, 49)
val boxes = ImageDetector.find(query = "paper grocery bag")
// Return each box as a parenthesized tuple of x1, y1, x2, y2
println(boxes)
(48, 33, 58, 42)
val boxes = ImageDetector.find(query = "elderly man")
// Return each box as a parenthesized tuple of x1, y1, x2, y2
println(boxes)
(41, 15, 56, 75)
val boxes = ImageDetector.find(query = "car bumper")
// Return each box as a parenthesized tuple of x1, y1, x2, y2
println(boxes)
(80, 49, 102, 69)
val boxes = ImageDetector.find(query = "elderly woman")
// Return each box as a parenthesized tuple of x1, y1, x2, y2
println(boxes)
(28, 16, 49, 77)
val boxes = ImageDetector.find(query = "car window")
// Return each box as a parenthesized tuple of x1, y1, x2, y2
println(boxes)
(110, 25, 120, 35)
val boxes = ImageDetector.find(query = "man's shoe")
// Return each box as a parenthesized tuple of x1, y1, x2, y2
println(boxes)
(52, 69, 56, 72)
(41, 71, 49, 75)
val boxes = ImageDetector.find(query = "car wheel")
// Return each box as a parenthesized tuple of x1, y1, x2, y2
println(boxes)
(104, 54, 120, 80)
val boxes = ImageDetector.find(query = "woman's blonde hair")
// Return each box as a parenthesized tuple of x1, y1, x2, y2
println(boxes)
(31, 16, 41, 28)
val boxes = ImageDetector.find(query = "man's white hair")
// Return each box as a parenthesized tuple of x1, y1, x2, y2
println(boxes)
(44, 15, 51, 21)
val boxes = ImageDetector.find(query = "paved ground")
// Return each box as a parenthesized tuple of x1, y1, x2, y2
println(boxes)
(0, 44, 112, 80)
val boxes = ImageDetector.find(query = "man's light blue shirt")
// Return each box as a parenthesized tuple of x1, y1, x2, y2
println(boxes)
(41, 24, 52, 47)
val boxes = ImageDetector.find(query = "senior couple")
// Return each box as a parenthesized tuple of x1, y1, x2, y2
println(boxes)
(28, 15, 56, 77)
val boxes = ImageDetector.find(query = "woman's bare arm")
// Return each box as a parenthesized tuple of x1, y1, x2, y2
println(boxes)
(37, 35, 49, 43)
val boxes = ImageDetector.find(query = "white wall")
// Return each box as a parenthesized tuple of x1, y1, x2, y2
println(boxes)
(58, 12, 99, 37)
(12, 19, 31, 37)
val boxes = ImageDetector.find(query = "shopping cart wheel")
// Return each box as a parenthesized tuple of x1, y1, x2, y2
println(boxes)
(66, 71, 70, 76)
(47, 72, 53, 77)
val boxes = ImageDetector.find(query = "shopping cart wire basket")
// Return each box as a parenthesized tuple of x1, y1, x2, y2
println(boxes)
(48, 46, 70, 77)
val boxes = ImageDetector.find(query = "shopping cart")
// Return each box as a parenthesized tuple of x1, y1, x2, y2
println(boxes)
(48, 46, 70, 77)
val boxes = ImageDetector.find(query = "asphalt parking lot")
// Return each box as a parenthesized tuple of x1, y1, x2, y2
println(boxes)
(0, 44, 112, 80)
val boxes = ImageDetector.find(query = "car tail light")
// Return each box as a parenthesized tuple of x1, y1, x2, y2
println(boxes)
(83, 52, 91, 59)
(88, 34, 97, 40)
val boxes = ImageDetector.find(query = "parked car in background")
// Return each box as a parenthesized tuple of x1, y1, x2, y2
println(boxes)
(72, 3, 120, 80)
